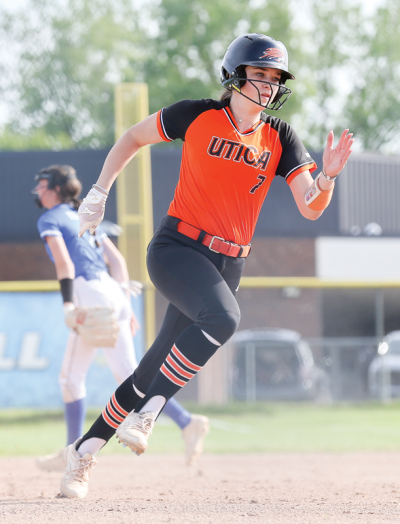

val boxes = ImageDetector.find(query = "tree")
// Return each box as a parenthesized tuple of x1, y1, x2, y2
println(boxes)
(140, 0, 306, 124)
(295, 0, 364, 150)
(0, 0, 307, 150)
(0, 0, 149, 148)
(343, 0, 400, 154)
(299, 0, 400, 155)
(5, 0, 395, 153)
(0, 126, 74, 150)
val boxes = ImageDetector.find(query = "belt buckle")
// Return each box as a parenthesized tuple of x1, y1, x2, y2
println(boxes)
(209, 236, 225, 253)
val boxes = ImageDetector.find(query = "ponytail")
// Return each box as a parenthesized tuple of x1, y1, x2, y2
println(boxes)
(219, 65, 247, 103)
(220, 89, 232, 102)
(70, 196, 82, 211)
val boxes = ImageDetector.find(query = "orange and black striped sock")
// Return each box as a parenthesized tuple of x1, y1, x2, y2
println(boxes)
(135, 325, 219, 413)
(79, 375, 142, 445)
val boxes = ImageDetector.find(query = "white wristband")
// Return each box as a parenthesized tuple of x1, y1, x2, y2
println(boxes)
(92, 184, 109, 196)
(63, 303, 75, 315)
(321, 167, 338, 182)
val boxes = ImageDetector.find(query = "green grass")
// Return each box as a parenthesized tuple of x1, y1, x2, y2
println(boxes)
(1, 402, 400, 456)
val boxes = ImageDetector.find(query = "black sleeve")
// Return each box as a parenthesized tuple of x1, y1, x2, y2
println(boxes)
(274, 121, 317, 181)
(159, 99, 214, 142)
(59, 278, 74, 303)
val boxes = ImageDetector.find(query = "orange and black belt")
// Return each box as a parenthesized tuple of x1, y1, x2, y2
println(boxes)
(176, 220, 251, 258)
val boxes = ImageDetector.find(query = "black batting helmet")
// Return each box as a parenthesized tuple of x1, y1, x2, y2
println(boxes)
(32, 165, 81, 209)
(220, 33, 294, 110)
(34, 165, 77, 189)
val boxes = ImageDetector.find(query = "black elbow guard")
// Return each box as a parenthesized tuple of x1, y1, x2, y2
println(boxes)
(59, 278, 74, 303)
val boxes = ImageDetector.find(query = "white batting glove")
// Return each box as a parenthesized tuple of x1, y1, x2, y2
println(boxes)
(78, 186, 108, 237)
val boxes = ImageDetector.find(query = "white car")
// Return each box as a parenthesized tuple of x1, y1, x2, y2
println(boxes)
(368, 331, 400, 398)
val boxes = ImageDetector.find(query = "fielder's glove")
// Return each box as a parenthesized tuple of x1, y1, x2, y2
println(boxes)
(120, 280, 144, 298)
(78, 186, 108, 237)
(64, 305, 119, 347)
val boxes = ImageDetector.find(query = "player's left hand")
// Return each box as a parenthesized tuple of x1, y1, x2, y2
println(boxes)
(323, 129, 354, 179)
(65, 306, 120, 347)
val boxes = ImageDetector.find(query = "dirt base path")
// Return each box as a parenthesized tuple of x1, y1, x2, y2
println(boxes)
(1, 453, 400, 523)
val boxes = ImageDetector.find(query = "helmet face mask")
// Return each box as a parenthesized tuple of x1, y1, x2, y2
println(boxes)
(222, 72, 292, 110)
(31, 174, 52, 208)
(220, 33, 294, 111)
(33, 194, 44, 209)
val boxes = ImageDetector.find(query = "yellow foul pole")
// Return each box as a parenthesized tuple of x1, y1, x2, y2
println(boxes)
(114, 83, 155, 346)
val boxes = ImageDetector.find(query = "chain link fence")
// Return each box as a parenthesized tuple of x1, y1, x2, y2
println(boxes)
(156, 280, 400, 404)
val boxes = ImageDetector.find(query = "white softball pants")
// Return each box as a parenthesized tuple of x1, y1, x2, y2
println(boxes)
(59, 272, 138, 403)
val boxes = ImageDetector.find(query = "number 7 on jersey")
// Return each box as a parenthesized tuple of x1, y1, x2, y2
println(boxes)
(250, 174, 266, 194)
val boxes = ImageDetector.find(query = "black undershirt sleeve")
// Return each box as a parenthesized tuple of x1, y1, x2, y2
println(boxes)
(270, 118, 316, 180)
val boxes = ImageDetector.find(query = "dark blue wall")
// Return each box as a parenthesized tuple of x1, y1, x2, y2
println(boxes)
(0, 147, 339, 242)
(0, 149, 116, 242)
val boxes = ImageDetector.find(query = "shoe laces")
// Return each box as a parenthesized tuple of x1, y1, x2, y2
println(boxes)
(69, 457, 96, 482)
(127, 412, 155, 435)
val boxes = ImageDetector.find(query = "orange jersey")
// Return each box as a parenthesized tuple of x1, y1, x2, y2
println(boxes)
(157, 99, 316, 245)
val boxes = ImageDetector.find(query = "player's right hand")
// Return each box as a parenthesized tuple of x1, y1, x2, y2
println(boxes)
(121, 280, 144, 298)
(78, 187, 108, 237)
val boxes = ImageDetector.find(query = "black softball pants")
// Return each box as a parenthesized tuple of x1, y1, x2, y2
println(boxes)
(133, 216, 245, 405)
(80, 216, 245, 444)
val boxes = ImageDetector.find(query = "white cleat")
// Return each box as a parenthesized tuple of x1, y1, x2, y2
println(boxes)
(36, 449, 65, 472)
(182, 415, 210, 466)
(115, 411, 156, 455)
(60, 438, 97, 499)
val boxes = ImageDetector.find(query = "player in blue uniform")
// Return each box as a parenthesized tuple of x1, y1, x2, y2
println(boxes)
(33, 164, 209, 472)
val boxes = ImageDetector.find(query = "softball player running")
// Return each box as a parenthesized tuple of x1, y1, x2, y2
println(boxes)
(60, 33, 353, 499)
(33, 165, 209, 472)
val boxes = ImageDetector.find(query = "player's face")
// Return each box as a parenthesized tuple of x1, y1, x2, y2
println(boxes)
(33, 179, 52, 208)
(242, 66, 282, 107)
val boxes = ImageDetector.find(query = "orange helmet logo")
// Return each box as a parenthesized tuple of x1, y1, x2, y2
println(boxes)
(259, 48, 284, 63)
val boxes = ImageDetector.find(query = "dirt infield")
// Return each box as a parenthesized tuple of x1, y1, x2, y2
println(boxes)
(1, 453, 400, 523)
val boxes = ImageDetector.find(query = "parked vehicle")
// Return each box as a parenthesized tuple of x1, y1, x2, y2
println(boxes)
(228, 328, 331, 402)
(368, 331, 400, 398)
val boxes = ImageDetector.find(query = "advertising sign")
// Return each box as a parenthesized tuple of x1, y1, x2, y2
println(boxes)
(0, 292, 144, 408)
